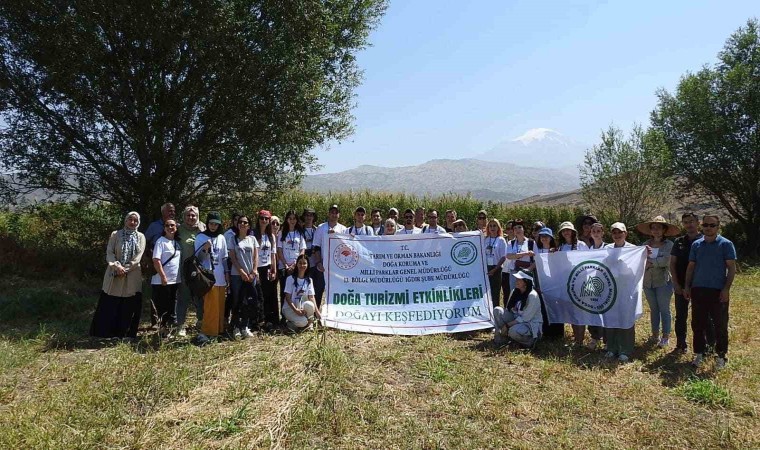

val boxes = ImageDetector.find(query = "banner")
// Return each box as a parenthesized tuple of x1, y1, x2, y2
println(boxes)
(323, 231, 494, 335)
(535, 246, 646, 328)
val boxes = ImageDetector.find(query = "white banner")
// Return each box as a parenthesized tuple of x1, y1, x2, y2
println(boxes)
(323, 231, 494, 335)
(535, 246, 646, 329)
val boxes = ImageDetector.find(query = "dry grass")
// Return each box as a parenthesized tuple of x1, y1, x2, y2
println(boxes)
(0, 274, 758, 449)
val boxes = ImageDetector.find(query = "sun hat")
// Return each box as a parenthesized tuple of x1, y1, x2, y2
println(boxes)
(558, 221, 577, 233)
(513, 269, 534, 282)
(302, 206, 315, 215)
(538, 227, 554, 237)
(635, 216, 680, 237)
(610, 222, 627, 233)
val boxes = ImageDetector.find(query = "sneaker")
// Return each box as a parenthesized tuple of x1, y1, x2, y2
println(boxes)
(196, 333, 211, 346)
(585, 338, 600, 350)
(177, 328, 187, 338)
(242, 327, 254, 339)
(716, 357, 727, 370)
(285, 321, 298, 333)
(671, 346, 687, 355)
(233, 328, 242, 339)
(618, 354, 630, 363)
(691, 353, 704, 368)
(648, 335, 660, 344)
(604, 351, 616, 359)
(658, 337, 670, 348)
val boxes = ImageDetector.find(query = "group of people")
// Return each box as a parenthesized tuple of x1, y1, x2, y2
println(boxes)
(89, 203, 736, 369)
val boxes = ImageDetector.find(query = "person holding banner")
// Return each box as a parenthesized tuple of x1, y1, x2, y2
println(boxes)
(557, 221, 598, 348)
(485, 219, 508, 308)
(493, 270, 543, 347)
(282, 254, 320, 332)
(588, 222, 607, 249)
(577, 214, 599, 248)
(684, 215, 736, 369)
(637, 216, 678, 348)
(536, 227, 564, 339)
(604, 222, 638, 362)
(312, 204, 347, 307)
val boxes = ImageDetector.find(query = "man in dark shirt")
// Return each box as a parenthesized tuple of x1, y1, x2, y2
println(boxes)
(669, 213, 714, 353)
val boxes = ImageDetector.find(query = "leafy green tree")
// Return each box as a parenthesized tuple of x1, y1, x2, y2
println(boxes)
(579, 124, 672, 227)
(652, 19, 760, 256)
(0, 0, 386, 221)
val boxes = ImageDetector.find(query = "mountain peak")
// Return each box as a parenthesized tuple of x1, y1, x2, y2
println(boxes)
(511, 128, 566, 145)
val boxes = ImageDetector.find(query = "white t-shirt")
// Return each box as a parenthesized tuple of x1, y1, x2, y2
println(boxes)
(345, 224, 375, 235)
(302, 225, 318, 266)
(151, 236, 181, 285)
(484, 235, 507, 267)
(278, 230, 307, 268)
(257, 233, 277, 268)
(396, 227, 421, 235)
(282, 276, 315, 311)
(559, 241, 589, 252)
(503, 238, 533, 273)
(421, 225, 446, 234)
(313, 221, 348, 268)
(194, 233, 228, 287)
(230, 235, 259, 275)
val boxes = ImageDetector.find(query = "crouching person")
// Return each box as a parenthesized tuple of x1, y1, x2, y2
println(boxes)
(493, 270, 543, 347)
(282, 254, 321, 331)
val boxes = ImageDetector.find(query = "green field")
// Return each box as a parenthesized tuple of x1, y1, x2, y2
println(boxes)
(0, 272, 758, 449)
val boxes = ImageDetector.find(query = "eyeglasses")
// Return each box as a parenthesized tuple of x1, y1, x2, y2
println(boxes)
(701, 223, 718, 228)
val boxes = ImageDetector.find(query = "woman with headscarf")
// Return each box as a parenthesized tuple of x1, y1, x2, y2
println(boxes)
(194, 211, 229, 339)
(383, 218, 398, 236)
(636, 216, 678, 348)
(90, 212, 146, 340)
(485, 219, 507, 308)
(492, 270, 543, 347)
(151, 218, 181, 337)
(176, 205, 206, 337)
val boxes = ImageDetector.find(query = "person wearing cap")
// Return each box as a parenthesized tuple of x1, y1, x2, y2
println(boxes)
(637, 216, 678, 348)
(312, 204, 347, 307)
(414, 207, 427, 229)
(346, 206, 375, 235)
(421, 209, 446, 234)
(557, 221, 598, 348)
(194, 211, 229, 339)
(493, 270, 543, 347)
(451, 219, 468, 232)
(176, 205, 206, 337)
(603, 222, 638, 362)
(485, 219, 508, 308)
(684, 215, 736, 369)
(504, 219, 535, 293)
(370, 208, 385, 236)
(254, 210, 278, 330)
(387, 208, 399, 223)
(383, 218, 398, 236)
(444, 209, 457, 233)
(669, 213, 714, 354)
(476, 210, 489, 235)
(535, 227, 564, 339)
(577, 214, 599, 248)
(398, 209, 421, 234)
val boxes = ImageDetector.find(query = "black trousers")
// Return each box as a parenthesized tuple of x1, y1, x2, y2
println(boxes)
(257, 265, 279, 325)
(487, 265, 501, 308)
(691, 287, 729, 358)
(90, 291, 142, 338)
(312, 266, 326, 309)
(151, 284, 178, 327)
(674, 293, 715, 350)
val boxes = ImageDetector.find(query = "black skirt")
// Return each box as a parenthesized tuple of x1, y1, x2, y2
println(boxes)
(90, 291, 142, 338)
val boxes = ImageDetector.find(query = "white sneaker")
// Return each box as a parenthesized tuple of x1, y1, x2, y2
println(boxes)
(242, 327, 254, 338)
(585, 338, 599, 350)
(716, 357, 727, 370)
(177, 328, 187, 338)
(604, 351, 616, 359)
(233, 328, 242, 339)
(618, 354, 630, 363)
(691, 353, 704, 368)
(658, 337, 669, 348)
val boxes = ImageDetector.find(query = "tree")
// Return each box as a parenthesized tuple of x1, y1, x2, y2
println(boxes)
(652, 18, 760, 256)
(0, 0, 387, 221)
(579, 124, 672, 227)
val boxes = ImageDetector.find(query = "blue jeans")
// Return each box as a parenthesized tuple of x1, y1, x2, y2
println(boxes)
(176, 282, 203, 327)
(644, 283, 673, 336)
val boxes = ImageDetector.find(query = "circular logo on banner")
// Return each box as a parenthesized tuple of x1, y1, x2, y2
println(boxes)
(333, 243, 360, 270)
(566, 260, 617, 314)
(451, 241, 478, 266)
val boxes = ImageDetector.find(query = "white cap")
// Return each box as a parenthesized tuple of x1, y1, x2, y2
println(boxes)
(610, 222, 627, 233)
(513, 270, 534, 282)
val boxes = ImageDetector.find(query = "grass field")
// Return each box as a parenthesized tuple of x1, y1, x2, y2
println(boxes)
(0, 273, 758, 449)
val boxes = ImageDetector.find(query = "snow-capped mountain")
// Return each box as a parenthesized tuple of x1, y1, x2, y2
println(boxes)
(475, 128, 588, 170)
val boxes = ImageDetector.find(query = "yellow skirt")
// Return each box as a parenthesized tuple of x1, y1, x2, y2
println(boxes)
(201, 286, 226, 336)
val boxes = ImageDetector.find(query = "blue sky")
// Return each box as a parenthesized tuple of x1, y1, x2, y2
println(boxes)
(312, 0, 758, 174)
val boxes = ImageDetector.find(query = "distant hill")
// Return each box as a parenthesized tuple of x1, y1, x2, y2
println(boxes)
(301, 159, 580, 203)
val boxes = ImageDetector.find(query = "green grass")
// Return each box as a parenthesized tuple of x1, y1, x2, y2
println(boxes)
(0, 274, 758, 448)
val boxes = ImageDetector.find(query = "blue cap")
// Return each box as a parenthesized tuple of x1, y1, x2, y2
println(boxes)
(538, 227, 554, 237)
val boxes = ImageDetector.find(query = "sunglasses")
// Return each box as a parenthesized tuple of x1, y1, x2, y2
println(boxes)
(701, 223, 718, 228)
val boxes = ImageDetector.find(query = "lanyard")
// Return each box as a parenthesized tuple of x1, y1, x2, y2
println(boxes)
(287, 231, 298, 250)
(487, 237, 496, 255)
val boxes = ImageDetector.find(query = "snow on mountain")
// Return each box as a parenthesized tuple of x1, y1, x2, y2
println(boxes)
(476, 128, 588, 170)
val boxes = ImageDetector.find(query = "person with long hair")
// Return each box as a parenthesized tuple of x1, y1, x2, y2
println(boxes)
(485, 219, 507, 308)
(535, 227, 564, 340)
(90, 212, 146, 340)
(151, 218, 181, 337)
(556, 221, 597, 348)
(636, 216, 678, 348)
(604, 222, 639, 362)
(194, 211, 229, 340)
(383, 218, 398, 236)
(278, 210, 306, 302)
(282, 254, 321, 331)
(588, 222, 607, 249)
(492, 270, 543, 347)
(576, 214, 599, 248)
(254, 210, 278, 330)
(504, 219, 535, 292)
(228, 214, 260, 338)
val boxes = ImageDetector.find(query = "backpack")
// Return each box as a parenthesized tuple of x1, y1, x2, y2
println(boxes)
(182, 244, 216, 298)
